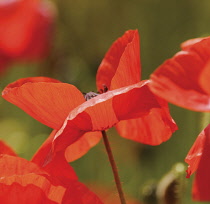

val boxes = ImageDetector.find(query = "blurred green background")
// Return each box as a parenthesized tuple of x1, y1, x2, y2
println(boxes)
(1, 0, 210, 203)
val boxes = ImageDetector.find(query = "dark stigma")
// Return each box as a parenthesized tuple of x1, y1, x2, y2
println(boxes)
(84, 92, 99, 101)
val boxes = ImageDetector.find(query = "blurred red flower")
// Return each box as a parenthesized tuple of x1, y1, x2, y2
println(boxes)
(2, 30, 177, 164)
(0, 0, 56, 73)
(149, 34, 210, 201)
(149, 36, 210, 111)
(185, 124, 210, 201)
(0, 140, 102, 204)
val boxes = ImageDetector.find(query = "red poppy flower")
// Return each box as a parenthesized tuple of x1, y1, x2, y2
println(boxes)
(0, 140, 103, 204)
(0, 0, 55, 73)
(149, 36, 210, 111)
(185, 124, 210, 201)
(2, 30, 177, 163)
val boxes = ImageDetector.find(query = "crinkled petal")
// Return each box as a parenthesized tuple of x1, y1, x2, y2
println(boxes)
(65, 131, 102, 162)
(2, 77, 85, 129)
(0, 140, 17, 156)
(52, 80, 177, 155)
(185, 124, 210, 201)
(0, 155, 44, 177)
(96, 30, 141, 91)
(62, 181, 103, 204)
(115, 102, 177, 145)
(0, 174, 65, 204)
(150, 36, 210, 111)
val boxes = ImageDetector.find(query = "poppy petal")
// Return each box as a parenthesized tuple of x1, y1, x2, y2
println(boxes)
(96, 30, 141, 91)
(0, 140, 17, 156)
(185, 124, 210, 201)
(2, 77, 85, 129)
(116, 102, 177, 145)
(62, 181, 103, 204)
(0, 155, 100, 203)
(65, 131, 102, 162)
(31, 131, 78, 183)
(150, 36, 210, 111)
(52, 80, 177, 154)
(199, 60, 210, 95)
(181, 37, 207, 50)
(0, 173, 66, 204)
(32, 130, 101, 163)
(0, 154, 44, 176)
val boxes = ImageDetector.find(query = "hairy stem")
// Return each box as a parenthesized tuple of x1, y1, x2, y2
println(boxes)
(102, 130, 126, 204)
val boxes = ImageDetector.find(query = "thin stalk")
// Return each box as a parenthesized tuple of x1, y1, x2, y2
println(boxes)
(102, 130, 126, 204)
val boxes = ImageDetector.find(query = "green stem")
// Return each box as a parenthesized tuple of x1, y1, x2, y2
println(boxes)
(102, 130, 126, 204)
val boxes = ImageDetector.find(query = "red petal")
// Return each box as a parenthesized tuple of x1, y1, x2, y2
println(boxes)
(199, 60, 210, 95)
(65, 131, 102, 162)
(2, 77, 85, 129)
(0, 140, 17, 156)
(32, 130, 101, 163)
(32, 131, 78, 183)
(181, 37, 209, 50)
(0, 155, 44, 177)
(0, 0, 55, 60)
(116, 102, 177, 145)
(150, 36, 210, 111)
(96, 30, 141, 91)
(0, 155, 98, 204)
(62, 181, 103, 204)
(52, 80, 177, 154)
(185, 124, 210, 201)
(0, 174, 65, 204)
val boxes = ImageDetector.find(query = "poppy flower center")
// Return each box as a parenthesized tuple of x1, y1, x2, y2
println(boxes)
(84, 85, 108, 101)
(84, 92, 99, 101)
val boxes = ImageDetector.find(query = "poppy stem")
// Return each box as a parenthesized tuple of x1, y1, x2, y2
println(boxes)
(102, 130, 126, 204)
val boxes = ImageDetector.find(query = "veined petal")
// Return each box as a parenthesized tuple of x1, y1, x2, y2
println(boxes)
(115, 103, 177, 145)
(32, 130, 101, 163)
(185, 124, 210, 201)
(0, 140, 17, 156)
(96, 30, 141, 91)
(150, 36, 210, 111)
(2, 77, 85, 130)
(52, 80, 176, 154)
(65, 131, 102, 162)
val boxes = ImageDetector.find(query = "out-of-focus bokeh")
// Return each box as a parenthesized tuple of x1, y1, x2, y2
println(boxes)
(0, 0, 210, 203)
